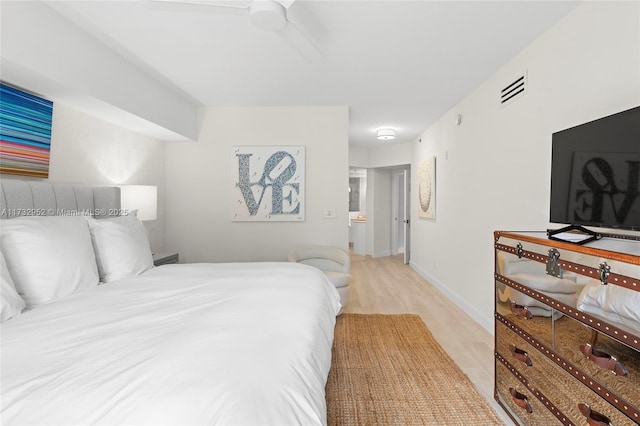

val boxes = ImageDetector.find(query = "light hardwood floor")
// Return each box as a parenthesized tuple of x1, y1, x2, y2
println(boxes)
(344, 251, 511, 425)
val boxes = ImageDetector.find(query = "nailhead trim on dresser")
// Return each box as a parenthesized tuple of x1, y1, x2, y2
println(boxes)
(496, 274, 640, 351)
(494, 231, 640, 426)
(497, 314, 640, 423)
(495, 352, 573, 425)
(495, 242, 640, 292)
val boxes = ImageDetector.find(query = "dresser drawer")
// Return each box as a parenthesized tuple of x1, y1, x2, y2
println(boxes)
(495, 360, 562, 425)
(497, 296, 554, 348)
(553, 314, 640, 412)
(497, 319, 638, 425)
(494, 230, 640, 425)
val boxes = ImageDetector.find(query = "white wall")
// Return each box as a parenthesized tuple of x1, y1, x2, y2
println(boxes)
(372, 169, 392, 257)
(1, 103, 167, 252)
(363, 168, 394, 258)
(410, 1, 640, 332)
(165, 107, 349, 263)
(349, 141, 412, 169)
(368, 141, 412, 169)
(349, 145, 369, 169)
(1, 1, 198, 142)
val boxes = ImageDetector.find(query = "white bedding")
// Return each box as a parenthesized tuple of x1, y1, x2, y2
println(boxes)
(1, 262, 341, 425)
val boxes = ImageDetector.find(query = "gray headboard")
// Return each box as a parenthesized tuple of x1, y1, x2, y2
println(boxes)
(0, 180, 121, 219)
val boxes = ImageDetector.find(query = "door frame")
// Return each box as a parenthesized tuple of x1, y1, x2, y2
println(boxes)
(391, 168, 410, 263)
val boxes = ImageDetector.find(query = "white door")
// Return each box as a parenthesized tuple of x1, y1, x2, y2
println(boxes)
(403, 169, 410, 264)
(391, 171, 405, 256)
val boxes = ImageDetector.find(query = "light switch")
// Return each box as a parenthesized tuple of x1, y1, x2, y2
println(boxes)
(323, 209, 336, 219)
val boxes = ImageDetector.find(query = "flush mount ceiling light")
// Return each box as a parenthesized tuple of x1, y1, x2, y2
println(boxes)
(376, 128, 396, 140)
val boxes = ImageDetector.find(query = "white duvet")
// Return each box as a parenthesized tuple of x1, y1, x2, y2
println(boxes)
(1, 262, 341, 425)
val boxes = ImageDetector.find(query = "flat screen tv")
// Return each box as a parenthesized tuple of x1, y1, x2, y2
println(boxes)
(550, 106, 640, 232)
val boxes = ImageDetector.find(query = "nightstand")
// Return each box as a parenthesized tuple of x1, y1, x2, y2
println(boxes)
(152, 252, 179, 266)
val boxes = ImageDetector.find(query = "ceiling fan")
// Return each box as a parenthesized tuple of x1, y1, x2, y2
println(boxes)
(152, 0, 323, 62)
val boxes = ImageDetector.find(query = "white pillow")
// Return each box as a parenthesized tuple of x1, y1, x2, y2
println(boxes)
(0, 216, 99, 308)
(86, 211, 153, 283)
(0, 250, 26, 321)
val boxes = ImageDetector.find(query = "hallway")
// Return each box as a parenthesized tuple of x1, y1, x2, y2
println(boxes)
(344, 252, 507, 423)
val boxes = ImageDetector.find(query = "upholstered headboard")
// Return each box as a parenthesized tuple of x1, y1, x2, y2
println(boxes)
(0, 180, 120, 218)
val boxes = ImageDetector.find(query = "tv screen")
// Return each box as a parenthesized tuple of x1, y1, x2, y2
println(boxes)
(550, 106, 640, 231)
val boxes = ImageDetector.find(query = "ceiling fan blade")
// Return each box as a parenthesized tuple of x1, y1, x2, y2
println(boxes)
(277, 20, 323, 63)
(150, 0, 250, 16)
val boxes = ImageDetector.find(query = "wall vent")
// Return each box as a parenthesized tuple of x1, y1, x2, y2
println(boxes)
(500, 71, 527, 107)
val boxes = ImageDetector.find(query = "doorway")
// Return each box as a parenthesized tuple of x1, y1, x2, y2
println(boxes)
(348, 166, 409, 260)
(348, 168, 367, 255)
(391, 169, 410, 264)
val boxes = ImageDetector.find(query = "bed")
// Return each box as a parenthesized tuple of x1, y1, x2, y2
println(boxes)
(0, 180, 341, 425)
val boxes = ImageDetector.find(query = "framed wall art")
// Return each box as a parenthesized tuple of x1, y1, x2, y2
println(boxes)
(231, 146, 305, 221)
(417, 156, 435, 219)
(0, 83, 53, 178)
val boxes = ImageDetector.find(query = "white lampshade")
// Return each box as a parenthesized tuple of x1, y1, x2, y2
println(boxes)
(119, 185, 157, 221)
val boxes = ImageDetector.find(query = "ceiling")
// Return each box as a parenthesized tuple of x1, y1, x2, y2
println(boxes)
(46, 0, 580, 148)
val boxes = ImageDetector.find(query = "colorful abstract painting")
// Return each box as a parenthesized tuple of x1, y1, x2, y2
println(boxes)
(231, 146, 305, 221)
(0, 83, 53, 178)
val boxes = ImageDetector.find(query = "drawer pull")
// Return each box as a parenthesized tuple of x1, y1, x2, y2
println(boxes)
(578, 403, 611, 426)
(509, 387, 533, 413)
(509, 344, 533, 366)
(509, 301, 533, 320)
(580, 343, 628, 376)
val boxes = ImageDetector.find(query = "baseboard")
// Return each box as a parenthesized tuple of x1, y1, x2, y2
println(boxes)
(409, 260, 494, 334)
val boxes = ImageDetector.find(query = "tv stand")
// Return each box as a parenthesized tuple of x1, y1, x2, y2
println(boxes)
(596, 230, 640, 242)
(493, 230, 640, 425)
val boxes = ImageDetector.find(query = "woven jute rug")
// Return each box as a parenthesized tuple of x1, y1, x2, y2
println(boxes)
(326, 314, 503, 425)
